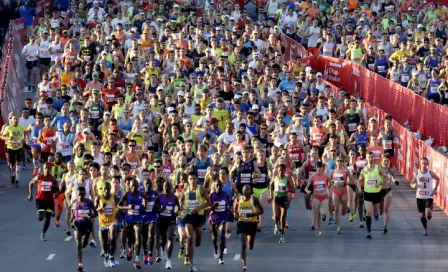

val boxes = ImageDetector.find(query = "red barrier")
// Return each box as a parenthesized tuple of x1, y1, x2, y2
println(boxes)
(14, 18, 26, 44)
(282, 35, 311, 60)
(310, 56, 448, 148)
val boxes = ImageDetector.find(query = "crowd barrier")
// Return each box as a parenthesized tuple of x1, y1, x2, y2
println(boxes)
(0, 0, 50, 159)
(281, 38, 448, 215)
(306, 56, 448, 148)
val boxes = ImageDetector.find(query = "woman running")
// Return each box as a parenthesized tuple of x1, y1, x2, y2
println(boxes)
(209, 180, 231, 264)
(305, 161, 329, 237)
(330, 156, 355, 234)
(269, 163, 294, 243)
(346, 149, 358, 222)
(379, 155, 397, 234)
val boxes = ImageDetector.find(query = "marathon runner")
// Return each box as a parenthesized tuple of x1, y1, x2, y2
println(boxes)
(2, 114, 26, 186)
(209, 180, 231, 264)
(305, 161, 329, 237)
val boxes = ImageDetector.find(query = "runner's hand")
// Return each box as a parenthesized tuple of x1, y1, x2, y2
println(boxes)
(28, 195, 33, 201)
(191, 208, 198, 214)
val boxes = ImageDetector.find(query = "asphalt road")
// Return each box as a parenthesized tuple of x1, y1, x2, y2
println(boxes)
(1, 161, 448, 272)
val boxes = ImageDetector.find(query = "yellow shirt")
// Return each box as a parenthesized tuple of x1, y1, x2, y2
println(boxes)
(213, 109, 230, 132)
(4, 125, 25, 150)
(238, 196, 257, 223)
(389, 49, 410, 61)
(98, 195, 118, 227)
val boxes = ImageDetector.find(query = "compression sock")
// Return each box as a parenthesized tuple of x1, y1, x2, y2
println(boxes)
(421, 217, 428, 229)
(366, 216, 372, 232)
(15, 165, 20, 180)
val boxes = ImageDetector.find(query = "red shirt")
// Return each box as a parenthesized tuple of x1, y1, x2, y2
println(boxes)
(102, 88, 121, 107)
(36, 175, 59, 201)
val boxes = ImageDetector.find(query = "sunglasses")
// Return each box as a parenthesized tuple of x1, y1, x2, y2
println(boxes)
(129, 145, 136, 147)
(154, 165, 161, 168)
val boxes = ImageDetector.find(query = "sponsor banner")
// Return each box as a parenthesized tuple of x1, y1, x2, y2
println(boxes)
(282, 34, 310, 61)
(14, 18, 26, 44)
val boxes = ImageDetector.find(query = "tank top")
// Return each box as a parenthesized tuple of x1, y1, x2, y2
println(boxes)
(185, 186, 205, 215)
(350, 47, 363, 64)
(304, 160, 317, 179)
(238, 196, 257, 223)
(400, 67, 411, 87)
(71, 180, 91, 202)
(246, 123, 258, 138)
(158, 193, 176, 218)
(74, 154, 84, 169)
(236, 160, 255, 191)
(112, 103, 127, 120)
(322, 42, 334, 57)
(74, 199, 93, 223)
(63, 172, 76, 191)
(332, 169, 347, 188)
(416, 170, 434, 199)
(381, 130, 394, 156)
(55, 131, 75, 157)
(223, 180, 235, 201)
(273, 132, 288, 147)
(193, 84, 207, 101)
(41, 127, 56, 153)
(125, 191, 143, 223)
(366, 55, 375, 71)
(194, 157, 211, 185)
(98, 195, 117, 227)
(88, 102, 103, 120)
(376, 57, 388, 76)
(288, 143, 304, 163)
(30, 123, 44, 145)
(209, 192, 229, 224)
(390, 68, 400, 83)
(143, 190, 158, 224)
(315, 107, 329, 121)
(363, 165, 382, 193)
(36, 175, 58, 201)
(429, 79, 440, 97)
(310, 126, 324, 147)
(345, 109, 361, 136)
(355, 131, 369, 150)
(132, 101, 146, 117)
(50, 162, 66, 182)
(312, 174, 328, 195)
(39, 39, 51, 58)
(426, 55, 439, 69)
(96, 178, 110, 196)
(274, 176, 288, 197)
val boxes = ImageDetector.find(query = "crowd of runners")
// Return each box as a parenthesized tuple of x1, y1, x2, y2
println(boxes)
(0, 0, 444, 271)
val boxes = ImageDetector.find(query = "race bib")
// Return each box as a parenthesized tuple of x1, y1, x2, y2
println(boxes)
(314, 181, 325, 191)
(241, 173, 251, 183)
(275, 181, 285, 192)
(106, 94, 115, 102)
(145, 201, 154, 212)
(79, 209, 90, 218)
(418, 189, 429, 197)
(378, 66, 386, 73)
(215, 200, 226, 212)
(161, 205, 173, 216)
(188, 201, 199, 210)
(12, 140, 21, 148)
(348, 123, 357, 132)
(103, 204, 113, 215)
(383, 140, 392, 150)
(198, 169, 206, 179)
(240, 208, 251, 219)
(367, 179, 377, 186)
(333, 174, 344, 184)
(60, 143, 70, 149)
(41, 181, 53, 191)
(91, 111, 100, 119)
(127, 205, 140, 215)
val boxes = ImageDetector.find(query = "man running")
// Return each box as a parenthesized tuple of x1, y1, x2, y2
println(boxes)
(209, 180, 231, 264)
(141, 172, 159, 266)
(95, 181, 119, 267)
(28, 162, 59, 241)
(359, 152, 390, 239)
(180, 172, 211, 272)
(118, 178, 145, 269)
(411, 157, 440, 236)
(234, 185, 264, 272)
(2, 113, 26, 186)
(72, 186, 97, 272)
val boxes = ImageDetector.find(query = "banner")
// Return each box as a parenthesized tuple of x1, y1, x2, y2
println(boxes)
(282, 35, 311, 61)
(310, 56, 448, 148)
(13, 18, 26, 44)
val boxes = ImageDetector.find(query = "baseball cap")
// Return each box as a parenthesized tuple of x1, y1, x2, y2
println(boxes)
(311, 87, 318, 92)
(418, 24, 423, 29)
(252, 104, 260, 110)
(83, 128, 91, 134)
(234, 94, 242, 99)
(92, 89, 100, 94)
(92, 72, 99, 77)
(210, 117, 219, 123)
(177, 91, 185, 96)
(316, 72, 323, 77)
(369, 116, 377, 122)
(104, 111, 111, 116)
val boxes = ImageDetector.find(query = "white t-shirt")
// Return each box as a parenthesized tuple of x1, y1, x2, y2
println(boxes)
(307, 26, 321, 47)
(19, 116, 35, 130)
(22, 43, 40, 61)
(217, 132, 236, 145)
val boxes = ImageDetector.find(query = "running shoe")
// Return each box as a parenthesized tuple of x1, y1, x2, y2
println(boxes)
(322, 215, 326, 222)
(328, 217, 335, 225)
(148, 255, 154, 265)
(214, 251, 219, 258)
(337, 227, 342, 234)
(223, 248, 228, 255)
(257, 225, 261, 232)
(274, 224, 279, 235)
(292, 192, 297, 199)
(104, 256, 109, 267)
(40, 233, 47, 241)
(156, 256, 162, 263)
(359, 222, 364, 228)
(383, 227, 388, 234)
(166, 259, 172, 269)
(15, 179, 19, 187)
(89, 239, 97, 247)
(243, 266, 248, 272)
(66, 230, 71, 236)
(184, 257, 190, 265)
(349, 215, 354, 222)
(120, 249, 126, 259)
(366, 232, 373, 239)
(33, 168, 38, 176)
(178, 249, 184, 259)
(310, 225, 315, 231)
(100, 250, 105, 257)
(109, 258, 116, 267)
(55, 219, 60, 227)
(279, 234, 285, 243)
(189, 264, 197, 272)
(374, 215, 379, 221)
(318, 232, 323, 237)
(134, 260, 141, 269)
(22, 164, 27, 170)
(225, 233, 231, 239)
(424, 230, 428, 236)
(219, 259, 225, 265)
(352, 210, 357, 217)
(127, 249, 133, 261)
(143, 255, 149, 265)
(77, 264, 84, 272)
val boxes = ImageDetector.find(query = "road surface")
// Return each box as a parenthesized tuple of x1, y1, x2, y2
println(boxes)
(1, 161, 448, 272)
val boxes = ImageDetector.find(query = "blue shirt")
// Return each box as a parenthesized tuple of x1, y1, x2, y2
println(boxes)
(230, 103, 250, 113)
(278, 80, 295, 92)
(51, 115, 71, 131)
(19, 6, 36, 26)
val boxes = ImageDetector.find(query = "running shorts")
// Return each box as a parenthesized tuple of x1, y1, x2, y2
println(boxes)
(74, 221, 93, 234)
(7, 148, 23, 165)
(36, 199, 54, 212)
(381, 188, 392, 199)
(184, 214, 205, 229)
(26, 59, 38, 70)
(363, 192, 382, 204)
(252, 187, 268, 199)
(237, 221, 257, 237)
(158, 216, 176, 234)
(39, 58, 51, 67)
(274, 195, 289, 207)
(417, 198, 434, 213)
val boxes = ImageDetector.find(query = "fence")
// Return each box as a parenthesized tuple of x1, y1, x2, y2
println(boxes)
(0, 0, 50, 159)
(281, 38, 448, 215)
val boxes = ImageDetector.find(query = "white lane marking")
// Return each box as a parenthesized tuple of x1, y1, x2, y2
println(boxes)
(233, 254, 240, 260)
(64, 236, 72, 241)
(46, 254, 55, 260)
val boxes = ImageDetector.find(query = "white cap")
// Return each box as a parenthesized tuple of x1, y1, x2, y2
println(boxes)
(157, 18, 163, 22)
(177, 90, 185, 96)
(305, 66, 312, 72)
(167, 107, 175, 112)
(316, 72, 323, 77)
(356, 26, 362, 30)
(230, 17, 235, 20)
(243, 91, 249, 95)
(369, 116, 377, 122)
(418, 24, 423, 28)
(104, 111, 111, 115)
(234, 94, 242, 99)
(83, 128, 91, 134)
(359, 18, 365, 22)
(157, 85, 164, 90)
(131, 27, 137, 32)
(252, 104, 260, 110)
(205, 48, 211, 52)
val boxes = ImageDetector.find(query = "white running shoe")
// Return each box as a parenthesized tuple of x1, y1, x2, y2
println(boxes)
(223, 248, 228, 255)
(274, 225, 279, 236)
(109, 259, 116, 267)
(89, 239, 97, 247)
(165, 259, 172, 269)
(214, 251, 219, 259)
(225, 233, 231, 239)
